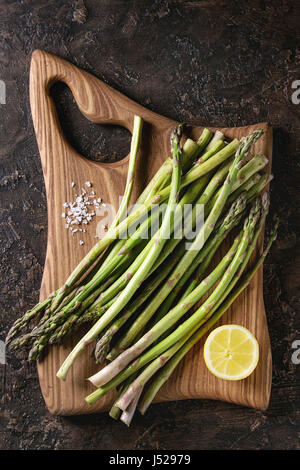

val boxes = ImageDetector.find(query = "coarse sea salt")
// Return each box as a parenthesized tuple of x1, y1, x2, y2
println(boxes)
(62, 182, 105, 245)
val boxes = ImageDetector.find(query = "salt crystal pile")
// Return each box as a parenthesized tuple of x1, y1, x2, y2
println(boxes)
(61, 181, 104, 245)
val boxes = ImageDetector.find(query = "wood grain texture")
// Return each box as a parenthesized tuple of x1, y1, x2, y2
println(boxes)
(29, 49, 273, 415)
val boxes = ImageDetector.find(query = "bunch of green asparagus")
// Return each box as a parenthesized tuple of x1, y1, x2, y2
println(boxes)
(6, 115, 278, 425)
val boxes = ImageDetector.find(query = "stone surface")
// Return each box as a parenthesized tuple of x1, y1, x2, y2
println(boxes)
(0, 0, 299, 450)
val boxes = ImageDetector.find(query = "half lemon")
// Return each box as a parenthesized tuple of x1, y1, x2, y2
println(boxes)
(203, 324, 259, 381)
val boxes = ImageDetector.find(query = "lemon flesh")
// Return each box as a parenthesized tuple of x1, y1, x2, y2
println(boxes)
(203, 325, 259, 381)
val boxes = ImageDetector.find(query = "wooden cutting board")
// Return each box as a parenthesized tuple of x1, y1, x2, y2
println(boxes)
(29, 49, 273, 415)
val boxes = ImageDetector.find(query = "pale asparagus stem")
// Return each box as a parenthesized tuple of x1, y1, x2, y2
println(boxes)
(205, 130, 225, 152)
(86, 132, 264, 390)
(88, 230, 244, 389)
(109, 115, 143, 230)
(109, 369, 141, 420)
(120, 386, 144, 426)
(116, 334, 191, 412)
(56, 124, 184, 380)
(85, 199, 262, 403)
(108, 193, 248, 358)
(138, 204, 277, 415)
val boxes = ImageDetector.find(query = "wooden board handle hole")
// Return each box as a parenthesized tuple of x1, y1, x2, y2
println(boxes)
(50, 81, 132, 165)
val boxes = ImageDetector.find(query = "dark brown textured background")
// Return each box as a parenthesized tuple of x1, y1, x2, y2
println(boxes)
(0, 0, 299, 450)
